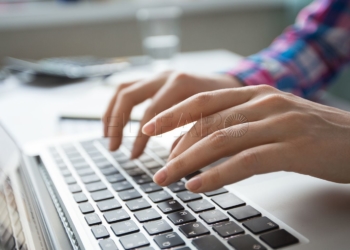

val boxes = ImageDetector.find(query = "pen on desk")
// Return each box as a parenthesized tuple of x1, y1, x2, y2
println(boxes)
(59, 115, 139, 122)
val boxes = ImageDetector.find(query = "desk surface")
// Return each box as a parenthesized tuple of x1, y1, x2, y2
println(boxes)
(0, 50, 242, 146)
(1, 49, 350, 148)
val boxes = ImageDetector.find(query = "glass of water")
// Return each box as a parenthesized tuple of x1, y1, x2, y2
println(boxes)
(137, 7, 182, 63)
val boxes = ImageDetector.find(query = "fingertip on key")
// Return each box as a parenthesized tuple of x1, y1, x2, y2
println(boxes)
(153, 167, 167, 185)
(185, 175, 202, 192)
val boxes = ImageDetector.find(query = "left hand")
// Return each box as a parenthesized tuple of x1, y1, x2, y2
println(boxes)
(142, 85, 350, 192)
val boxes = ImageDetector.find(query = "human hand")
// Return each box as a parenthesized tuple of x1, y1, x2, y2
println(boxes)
(103, 71, 242, 158)
(142, 85, 350, 192)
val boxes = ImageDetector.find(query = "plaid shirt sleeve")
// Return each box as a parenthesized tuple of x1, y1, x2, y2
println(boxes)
(227, 0, 350, 98)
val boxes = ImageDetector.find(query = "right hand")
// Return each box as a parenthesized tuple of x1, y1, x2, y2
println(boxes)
(103, 70, 243, 158)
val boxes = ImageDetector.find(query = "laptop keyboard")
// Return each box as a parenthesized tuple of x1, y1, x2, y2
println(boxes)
(49, 137, 299, 250)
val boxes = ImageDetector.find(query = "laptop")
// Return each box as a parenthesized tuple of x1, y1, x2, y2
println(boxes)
(0, 120, 349, 250)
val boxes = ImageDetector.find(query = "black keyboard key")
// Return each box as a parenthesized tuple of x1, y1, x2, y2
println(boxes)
(65, 176, 76, 185)
(126, 198, 151, 211)
(192, 235, 228, 250)
(106, 174, 125, 183)
(177, 191, 202, 202)
(199, 210, 229, 224)
(99, 239, 118, 250)
(119, 233, 149, 250)
(148, 190, 172, 203)
(77, 168, 95, 176)
(243, 216, 278, 234)
(143, 161, 162, 169)
(260, 229, 299, 249)
(134, 208, 162, 223)
(158, 200, 184, 214)
(97, 199, 121, 212)
(143, 219, 172, 235)
(179, 222, 209, 238)
(85, 213, 101, 226)
(111, 220, 139, 236)
(154, 232, 185, 249)
(228, 235, 267, 250)
(204, 188, 228, 197)
(68, 184, 82, 193)
(101, 166, 119, 175)
(81, 174, 100, 184)
(79, 203, 95, 214)
(168, 181, 186, 193)
(126, 167, 145, 176)
(112, 181, 133, 192)
(73, 192, 88, 203)
(185, 171, 201, 180)
(140, 182, 163, 193)
(213, 221, 244, 237)
(91, 225, 109, 239)
(86, 182, 107, 192)
(133, 174, 153, 184)
(167, 210, 196, 225)
(104, 209, 130, 223)
(118, 189, 142, 201)
(187, 199, 215, 213)
(228, 205, 261, 221)
(212, 193, 245, 210)
(91, 190, 114, 202)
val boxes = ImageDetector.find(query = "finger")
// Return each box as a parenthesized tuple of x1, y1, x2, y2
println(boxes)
(131, 74, 201, 158)
(171, 135, 184, 152)
(142, 86, 263, 136)
(185, 142, 287, 193)
(107, 78, 165, 151)
(168, 96, 283, 161)
(168, 109, 250, 161)
(153, 120, 277, 186)
(103, 81, 135, 136)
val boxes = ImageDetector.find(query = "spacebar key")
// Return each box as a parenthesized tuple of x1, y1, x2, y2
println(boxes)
(192, 235, 229, 250)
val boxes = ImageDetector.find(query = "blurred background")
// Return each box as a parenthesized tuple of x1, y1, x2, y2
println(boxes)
(0, 0, 349, 100)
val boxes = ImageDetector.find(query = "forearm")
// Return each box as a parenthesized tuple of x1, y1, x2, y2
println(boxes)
(228, 0, 350, 98)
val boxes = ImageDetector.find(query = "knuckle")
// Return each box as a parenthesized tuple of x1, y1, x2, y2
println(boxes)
(118, 89, 133, 102)
(191, 92, 213, 106)
(259, 93, 289, 107)
(208, 130, 228, 148)
(257, 84, 275, 92)
(172, 72, 191, 83)
(240, 149, 260, 175)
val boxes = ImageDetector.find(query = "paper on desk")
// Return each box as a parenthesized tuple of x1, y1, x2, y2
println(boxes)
(59, 83, 152, 121)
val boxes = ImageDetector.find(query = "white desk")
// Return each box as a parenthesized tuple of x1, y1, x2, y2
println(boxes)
(0, 50, 242, 146)
(1, 49, 350, 148)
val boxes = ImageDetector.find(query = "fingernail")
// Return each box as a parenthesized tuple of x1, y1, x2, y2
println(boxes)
(142, 122, 155, 135)
(186, 175, 202, 191)
(153, 167, 167, 184)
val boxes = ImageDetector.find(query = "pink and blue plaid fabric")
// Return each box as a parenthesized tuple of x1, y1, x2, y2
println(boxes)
(228, 0, 350, 98)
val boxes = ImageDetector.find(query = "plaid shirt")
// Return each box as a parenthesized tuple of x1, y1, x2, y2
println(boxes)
(228, 0, 350, 98)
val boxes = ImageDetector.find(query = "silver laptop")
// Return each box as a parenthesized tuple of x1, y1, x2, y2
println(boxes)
(0, 121, 349, 250)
